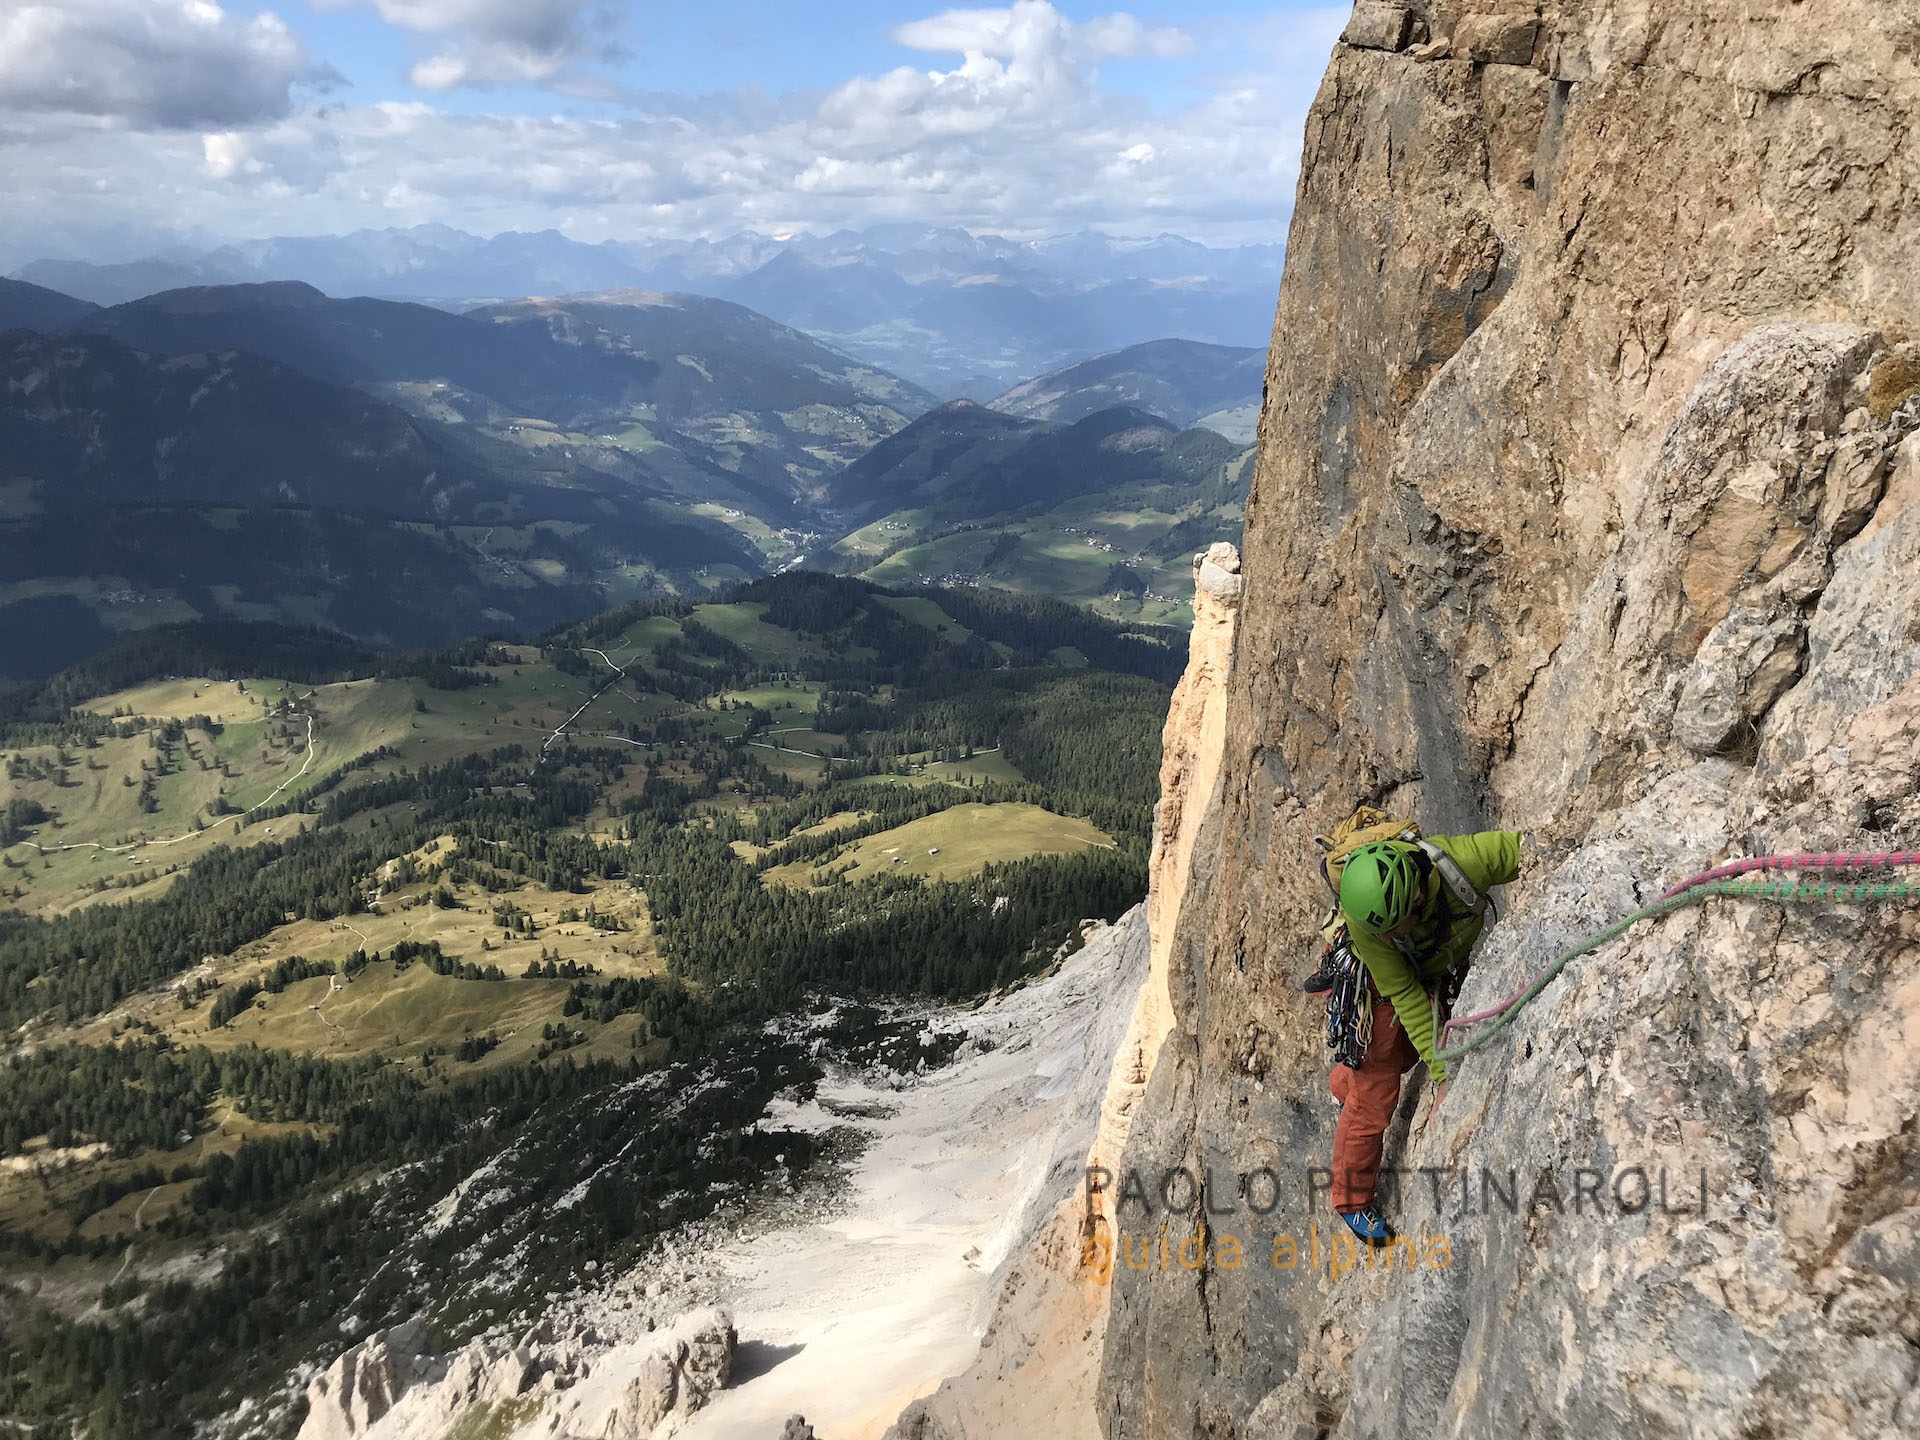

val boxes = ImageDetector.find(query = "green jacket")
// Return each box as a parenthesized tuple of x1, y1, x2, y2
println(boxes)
(1349, 830, 1522, 1084)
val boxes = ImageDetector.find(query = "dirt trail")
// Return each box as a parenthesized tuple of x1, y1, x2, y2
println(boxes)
(20, 710, 318, 859)
(108, 1186, 163, 1287)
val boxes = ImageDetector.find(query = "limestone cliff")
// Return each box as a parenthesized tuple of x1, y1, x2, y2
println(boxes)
(1092, 542, 1246, 1246)
(1095, 2, 1920, 1437)
(886, 549, 1242, 1439)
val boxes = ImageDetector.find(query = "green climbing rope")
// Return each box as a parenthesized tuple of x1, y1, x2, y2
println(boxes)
(1435, 873, 1920, 1065)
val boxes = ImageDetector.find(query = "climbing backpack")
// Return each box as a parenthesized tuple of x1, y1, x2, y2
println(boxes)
(1313, 805, 1422, 897)
(1312, 805, 1491, 923)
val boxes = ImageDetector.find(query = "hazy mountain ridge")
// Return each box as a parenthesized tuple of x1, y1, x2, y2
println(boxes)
(989, 339, 1266, 440)
(2, 328, 507, 516)
(466, 290, 936, 510)
(14, 224, 1286, 398)
(66, 280, 934, 518)
(0, 324, 773, 679)
(829, 401, 1230, 525)
(0, 277, 99, 333)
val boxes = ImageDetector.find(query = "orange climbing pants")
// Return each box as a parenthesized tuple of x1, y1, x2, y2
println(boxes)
(1328, 997, 1421, 1212)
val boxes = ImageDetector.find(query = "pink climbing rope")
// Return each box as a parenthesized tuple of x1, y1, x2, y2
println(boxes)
(1655, 850, 1920, 901)
(1439, 850, 1920, 1043)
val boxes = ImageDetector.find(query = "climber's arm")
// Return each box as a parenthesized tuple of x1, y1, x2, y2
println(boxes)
(1437, 829, 1524, 894)
(1352, 930, 1449, 1084)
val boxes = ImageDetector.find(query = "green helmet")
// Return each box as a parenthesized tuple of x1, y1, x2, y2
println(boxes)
(1340, 842, 1423, 935)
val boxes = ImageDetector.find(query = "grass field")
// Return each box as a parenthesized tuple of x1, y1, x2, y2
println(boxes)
(848, 477, 1250, 629)
(708, 680, 824, 737)
(0, 659, 635, 914)
(873, 595, 975, 644)
(172, 962, 649, 1072)
(607, 615, 685, 656)
(826, 510, 932, 565)
(922, 750, 1025, 784)
(734, 808, 875, 861)
(852, 750, 1026, 789)
(689, 602, 822, 664)
(0, 1101, 325, 1244)
(760, 802, 1112, 888)
(749, 745, 849, 782)
(63, 859, 661, 1070)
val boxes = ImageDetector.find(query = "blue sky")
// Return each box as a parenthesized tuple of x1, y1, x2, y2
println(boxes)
(280, 2, 1332, 111)
(0, 1, 1351, 257)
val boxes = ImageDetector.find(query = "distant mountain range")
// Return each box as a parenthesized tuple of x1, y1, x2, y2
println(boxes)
(988, 339, 1265, 442)
(11, 224, 1285, 397)
(1, 279, 938, 678)
(70, 280, 933, 520)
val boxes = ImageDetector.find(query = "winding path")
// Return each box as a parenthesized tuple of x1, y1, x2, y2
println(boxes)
(108, 1185, 163, 1287)
(17, 711, 318, 859)
(309, 972, 347, 1047)
(537, 650, 638, 769)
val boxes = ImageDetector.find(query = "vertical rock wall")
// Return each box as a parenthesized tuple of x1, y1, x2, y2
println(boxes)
(886, 546, 1244, 1440)
(1089, 543, 1246, 1246)
(1098, 2, 1920, 1436)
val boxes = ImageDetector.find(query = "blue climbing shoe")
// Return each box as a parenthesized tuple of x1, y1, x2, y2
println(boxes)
(1337, 1205, 1396, 1248)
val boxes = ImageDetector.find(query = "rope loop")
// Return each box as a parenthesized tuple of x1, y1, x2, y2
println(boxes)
(1436, 851, 1920, 1065)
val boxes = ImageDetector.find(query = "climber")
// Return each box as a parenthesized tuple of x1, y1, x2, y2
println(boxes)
(1330, 831, 1521, 1246)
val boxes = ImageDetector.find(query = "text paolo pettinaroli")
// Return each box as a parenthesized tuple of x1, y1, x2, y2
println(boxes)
(1079, 1159, 1713, 1284)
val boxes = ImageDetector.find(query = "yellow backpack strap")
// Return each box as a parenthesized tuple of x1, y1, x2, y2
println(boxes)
(1317, 809, 1421, 898)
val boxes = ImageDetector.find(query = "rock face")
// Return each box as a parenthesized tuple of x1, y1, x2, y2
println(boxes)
(592, 1307, 735, 1439)
(1094, 543, 1245, 1247)
(1092, 2, 1920, 1437)
(299, 1319, 440, 1440)
(298, 1306, 735, 1440)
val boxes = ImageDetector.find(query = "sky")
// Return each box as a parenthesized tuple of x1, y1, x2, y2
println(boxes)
(0, 1, 1350, 261)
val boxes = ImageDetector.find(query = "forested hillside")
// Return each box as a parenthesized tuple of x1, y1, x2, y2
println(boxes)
(828, 404, 1253, 625)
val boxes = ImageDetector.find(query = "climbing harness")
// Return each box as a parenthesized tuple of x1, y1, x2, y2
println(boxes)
(1435, 850, 1920, 1065)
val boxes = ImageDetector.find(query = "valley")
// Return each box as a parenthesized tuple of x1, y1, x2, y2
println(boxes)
(1, 280, 1252, 682)
(0, 574, 1171, 1437)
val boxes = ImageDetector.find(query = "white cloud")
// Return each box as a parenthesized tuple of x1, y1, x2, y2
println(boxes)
(1072, 14, 1193, 61)
(0, 0, 325, 129)
(2, 2, 1350, 249)
(813, 2, 1187, 155)
(893, 2, 1190, 64)
(331, 0, 622, 90)
(200, 122, 343, 191)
